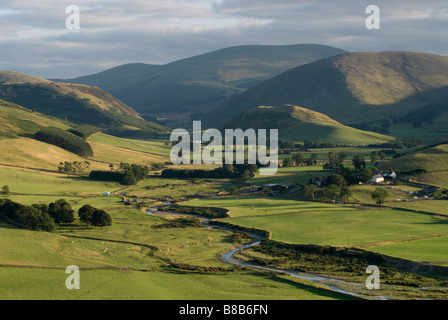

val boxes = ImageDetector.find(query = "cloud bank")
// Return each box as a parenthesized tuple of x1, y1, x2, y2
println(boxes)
(0, 0, 447, 78)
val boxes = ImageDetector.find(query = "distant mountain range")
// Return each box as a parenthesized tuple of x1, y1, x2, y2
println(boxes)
(54, 44, 347, 123)
(0, 71, 168, 138)
(224, 104, 394, 145)
(208, 51, 448, 126)
(4, 45, 448, 145)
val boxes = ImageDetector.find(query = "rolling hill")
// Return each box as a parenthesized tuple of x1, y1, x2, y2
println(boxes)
(223, 104, 394, 145)
(0, 99, 71, 139)
(0, 99, 170, 171)
(0, 71, 169, 137)
(57, 44, 347, 123)
(208, 51, 448, 127)
(379, 143, 448, 188)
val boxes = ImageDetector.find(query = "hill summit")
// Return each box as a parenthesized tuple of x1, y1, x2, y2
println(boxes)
(224, 104, 394, 145)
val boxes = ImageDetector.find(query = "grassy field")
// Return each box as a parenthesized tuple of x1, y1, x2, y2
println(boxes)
(0, 267, 344, 300)
(0, 179, 346, 300)
(0, 166, 122, 196)
(184, 196, 356, 218)
(249, 165, 329, 185)
(369, 235, 448, 267)
(226, 207, 448, 247)
(88, 133, 170, 158)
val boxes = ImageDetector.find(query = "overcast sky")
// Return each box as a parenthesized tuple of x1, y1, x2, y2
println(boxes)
(1, 0, 447, 79)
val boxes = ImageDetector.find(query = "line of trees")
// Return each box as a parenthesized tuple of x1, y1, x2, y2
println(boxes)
(89, 163, 149, 185)
(34, 127, 94, 157)
(161, 163, 259, 180)
(282, 152, 319, 167)
(58, 161, 91, 174)
(0, 198, 112, 232)
(0, 198, 56, 232)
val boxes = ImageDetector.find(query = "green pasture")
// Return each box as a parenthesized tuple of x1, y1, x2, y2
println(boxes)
(227, 208, 448, 247)
(0, 267, 345, 300)
(369, 235, 448, 266)
(183, 196, 356, 218)
(89, 133, 171, 157)
(0, 166, 122, 196)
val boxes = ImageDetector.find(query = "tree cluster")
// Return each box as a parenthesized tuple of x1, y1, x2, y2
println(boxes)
(34, 127, 94, 157)
(282, 152, 318, 167)
(0, 198, 112, 232)
(161, 163, 258, 180)
(78, 204, 112, 227)
(89, 163, 149, 185)
(58, 161, 91, 174)
(0, 199, 56, 232)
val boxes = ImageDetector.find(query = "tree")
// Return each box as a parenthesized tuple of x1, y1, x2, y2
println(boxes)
(229, 185, 239, 195)
(352, 155, 366, 170)
(371, 188, 390, 206)
(1, 185, 10, 195)
(304, 184, 317, 200)
(326, 184, 341, 202)
(240, 170, 251, 180)
(340, 186, 352, 203)
(78, 204, 95, 225)
(292, 152, 304, 166)
(91, 209, 112, 228)
(370, 151, 378, 163)
(358, 168, 373, 184)
(48, 199, 75, 224)
(121, 169, 137, 185)
(282, 158, 294, 168)
(325, 174, 347, 188)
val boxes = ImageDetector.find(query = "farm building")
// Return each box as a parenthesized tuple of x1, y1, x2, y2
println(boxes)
(371, 175, 385, 184)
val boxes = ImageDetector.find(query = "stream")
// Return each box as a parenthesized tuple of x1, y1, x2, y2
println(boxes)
(150, 208, 390, 300)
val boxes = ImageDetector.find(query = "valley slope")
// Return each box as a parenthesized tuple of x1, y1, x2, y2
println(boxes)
(0, 71, 169, 138)
(57, 44, 347, 123)
(209, 51, 448, 127)
(224, 104, 394, 145)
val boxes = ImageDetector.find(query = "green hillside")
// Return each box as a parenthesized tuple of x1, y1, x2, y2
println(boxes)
(59, 44, 347, 122)
(209, 51, 448, 127)
(224, 104, 394, 145)
(51, 63, 162, 92)
(379, 143, 448, 188)
(0, 71, 169, 137)
(0, 100, 170, 171)
(0, 99, 70, 139)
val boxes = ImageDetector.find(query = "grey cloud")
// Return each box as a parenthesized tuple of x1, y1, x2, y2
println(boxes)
(1, 0, 447, 78)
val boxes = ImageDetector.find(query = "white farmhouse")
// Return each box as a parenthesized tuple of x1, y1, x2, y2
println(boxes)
(371, 175, 384, 184)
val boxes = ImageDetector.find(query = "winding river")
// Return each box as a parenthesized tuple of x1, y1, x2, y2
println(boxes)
(151, 208, 389, 300)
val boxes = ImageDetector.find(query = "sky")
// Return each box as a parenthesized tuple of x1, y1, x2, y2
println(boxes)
(0, 0, 447, 79)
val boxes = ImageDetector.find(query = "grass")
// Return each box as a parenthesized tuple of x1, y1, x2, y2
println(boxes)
(249, 165, 329, 185)
(88, 133, 170, 158)
(227, 105, 394, 145)
(183, 196, 356, 218)
(369, 235, 448, 266)
(226, 207, 448, 247)
(125, 177, 229, 201)
(0, 267, 344, 300)
(0, 166, 123, 196)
